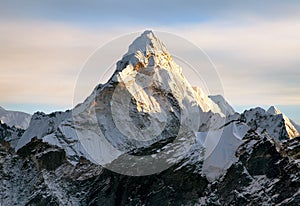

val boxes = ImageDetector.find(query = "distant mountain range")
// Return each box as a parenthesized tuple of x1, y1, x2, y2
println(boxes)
(0, 106, 31, 129)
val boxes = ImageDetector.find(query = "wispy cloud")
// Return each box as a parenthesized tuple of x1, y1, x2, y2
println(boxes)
(169, 19, 300, 105)
(0, 21, 132, 108)
(1, 0, 300, 116)
(1, 18, 300, 108)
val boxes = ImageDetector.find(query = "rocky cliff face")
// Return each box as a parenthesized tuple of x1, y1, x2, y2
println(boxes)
(0, 121, 24, 148)
(1, 31, 299, 205)
(201, 132, 300, 205)
(1, 124, 299, 205)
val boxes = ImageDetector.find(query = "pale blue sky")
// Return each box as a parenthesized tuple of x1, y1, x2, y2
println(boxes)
(0, 0, 300, 124)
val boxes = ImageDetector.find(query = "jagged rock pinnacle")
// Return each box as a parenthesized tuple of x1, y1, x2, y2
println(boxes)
(116, 30, 173, 72)
(267, 106, 281, 115)
(125, 30, 169, 57)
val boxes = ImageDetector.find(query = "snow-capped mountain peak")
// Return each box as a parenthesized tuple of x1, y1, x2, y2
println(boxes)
(208, 95, 235, 116)
(126, 30, 169, 57)
(267, 106, 300, 138)
(242, 106, 299, 139)
(15, 31, 229, 166)
(0, 106, 31, 129)
(116, 30, 176, 76)
(13, 30, 299, 178)
(267, 105, 282, 115)
(1, 30, 300, 205)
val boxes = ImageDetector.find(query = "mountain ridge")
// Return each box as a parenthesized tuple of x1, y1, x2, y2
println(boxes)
(0, 106, 31, 129)
(16, 30, 231, 164)
(0, 30, 299, 205)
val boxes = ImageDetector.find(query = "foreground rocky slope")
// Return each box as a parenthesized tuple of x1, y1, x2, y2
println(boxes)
(1, 31, 299, 205)
(1, 124, 299, 205)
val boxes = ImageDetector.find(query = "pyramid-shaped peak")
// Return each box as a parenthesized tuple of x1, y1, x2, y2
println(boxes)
(141, 30, 155, 37)
(126, 30, 169, 56)
(267, 106, 281, 115)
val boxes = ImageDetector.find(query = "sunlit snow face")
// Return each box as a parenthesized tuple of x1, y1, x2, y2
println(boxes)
(110, 67, 180, 143)
(72, 31, 225, 176)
